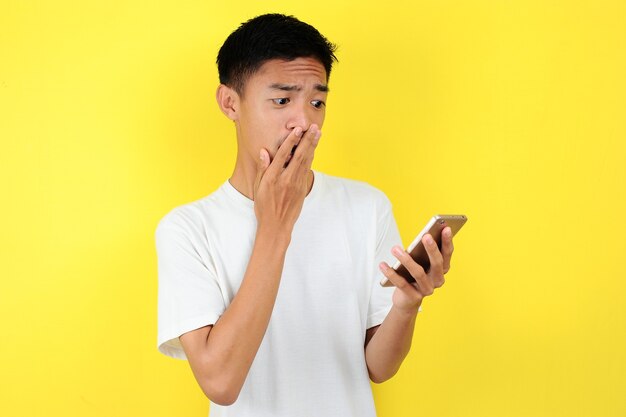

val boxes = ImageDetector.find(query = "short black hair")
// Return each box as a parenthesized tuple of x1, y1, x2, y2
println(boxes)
(216, 13, 338, 96)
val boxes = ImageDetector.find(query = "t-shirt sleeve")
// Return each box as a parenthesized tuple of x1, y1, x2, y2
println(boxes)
(155, 210, 226, 360)
(367, 193, 403, 329)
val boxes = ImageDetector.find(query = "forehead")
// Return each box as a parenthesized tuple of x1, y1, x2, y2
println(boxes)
(248, 57, 327, 88)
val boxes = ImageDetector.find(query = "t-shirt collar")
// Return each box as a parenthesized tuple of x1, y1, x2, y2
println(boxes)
(223, 169, 323, 209)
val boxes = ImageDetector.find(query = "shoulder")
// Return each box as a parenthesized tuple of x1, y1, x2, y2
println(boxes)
(318, 171, 393, 211)
(155, 185, 228, 238)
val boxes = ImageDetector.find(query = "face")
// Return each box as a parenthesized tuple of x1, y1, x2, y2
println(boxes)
(224, 57, 328, 163)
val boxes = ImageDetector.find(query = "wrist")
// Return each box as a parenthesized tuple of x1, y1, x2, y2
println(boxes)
(391, 303, 421, 320)
(255, 224, 292, 249)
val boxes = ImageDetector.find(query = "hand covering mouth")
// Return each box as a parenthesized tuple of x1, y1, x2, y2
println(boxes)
(284, 144, 297, 167)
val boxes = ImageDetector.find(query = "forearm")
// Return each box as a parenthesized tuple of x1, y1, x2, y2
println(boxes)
(365, 305, 419, 383)
(203, 226, 290, 394)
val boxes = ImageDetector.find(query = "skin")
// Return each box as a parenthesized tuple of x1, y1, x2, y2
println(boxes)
(178, 56, 455, 405)
(223, 56, 329, 200)
(366, 228, 454, 383)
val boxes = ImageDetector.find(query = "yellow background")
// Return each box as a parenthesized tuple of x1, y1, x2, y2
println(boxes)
(1, 1, 625, 416)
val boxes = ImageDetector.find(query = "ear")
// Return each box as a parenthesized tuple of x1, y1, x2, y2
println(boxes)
(216, 84, 239, 121)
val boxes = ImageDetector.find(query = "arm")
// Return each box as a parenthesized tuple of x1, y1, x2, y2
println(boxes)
(364, 307, 417, 383)
(178, 125, 321, 405)
(179, 228, 289, 405)
(365, 228, 454, 383)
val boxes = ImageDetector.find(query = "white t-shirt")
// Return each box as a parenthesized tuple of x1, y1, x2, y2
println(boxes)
(156, 170, 402, 417)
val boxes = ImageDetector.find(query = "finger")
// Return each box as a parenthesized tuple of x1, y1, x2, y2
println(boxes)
(253, 148, 270, 200)
(379, 261, 423, 299)
(296, 127, 321, 175)
(284, 124, 320, 176)
(391, 246, 434, 296)
(441, 226, 454, 274)
(266, 127, 304, 176)
(422, 234, 445, 288)
(300, 129, 321, 173)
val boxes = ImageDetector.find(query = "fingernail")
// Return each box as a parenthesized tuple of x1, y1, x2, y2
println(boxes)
(445, 228, 452, 237)
(392, 246, 403, 256)
(379, 263, 388, 272)
(424, 235, 433, 244)
(295, 127, 303, 137)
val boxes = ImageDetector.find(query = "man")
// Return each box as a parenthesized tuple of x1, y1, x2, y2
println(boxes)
(156, 13, 454, 417)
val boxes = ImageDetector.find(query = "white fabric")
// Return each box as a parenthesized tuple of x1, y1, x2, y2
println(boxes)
(156, 170, 402, 417)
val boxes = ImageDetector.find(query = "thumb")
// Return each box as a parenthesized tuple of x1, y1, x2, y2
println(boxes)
(253, 149, 269, 200)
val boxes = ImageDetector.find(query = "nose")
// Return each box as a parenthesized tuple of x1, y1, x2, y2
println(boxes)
(286, 102, 313, 133)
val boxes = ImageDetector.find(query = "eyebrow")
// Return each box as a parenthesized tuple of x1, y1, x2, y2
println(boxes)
(268, 83, 330, 93)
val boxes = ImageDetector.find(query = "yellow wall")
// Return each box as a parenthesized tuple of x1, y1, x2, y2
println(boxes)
(2, 1, 625, 416)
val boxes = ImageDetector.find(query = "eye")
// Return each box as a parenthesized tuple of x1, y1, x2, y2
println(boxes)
(272, 98, 290, 105)
(311, 100, 326, 109)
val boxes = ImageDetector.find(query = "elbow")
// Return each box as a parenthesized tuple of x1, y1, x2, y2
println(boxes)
(206, 389, 239, 407)
(199, 373, 243, 406)
(368, 367, 398, 384)
(369, 374, 388, 384)
(181, 326, 247, 406)
(369, 374, 386, 384)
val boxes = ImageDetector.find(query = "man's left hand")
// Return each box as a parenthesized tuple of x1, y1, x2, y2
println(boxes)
(378, 226, 454, 313)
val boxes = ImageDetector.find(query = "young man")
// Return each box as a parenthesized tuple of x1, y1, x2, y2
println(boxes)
(156, 13, 454, 417)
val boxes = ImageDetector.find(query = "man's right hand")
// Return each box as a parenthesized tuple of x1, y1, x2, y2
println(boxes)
(252, 124, 321, 235)
(179, 125, 322, 406)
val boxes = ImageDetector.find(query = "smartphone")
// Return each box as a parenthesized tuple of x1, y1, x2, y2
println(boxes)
(380, 214, 468, 287)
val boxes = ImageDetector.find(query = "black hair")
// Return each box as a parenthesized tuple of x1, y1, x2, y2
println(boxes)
(216, 13, 338, 95)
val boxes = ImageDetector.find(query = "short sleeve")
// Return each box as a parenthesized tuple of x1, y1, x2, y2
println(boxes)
(367, 194, 403, 329)
(155, 211, 226, 360)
